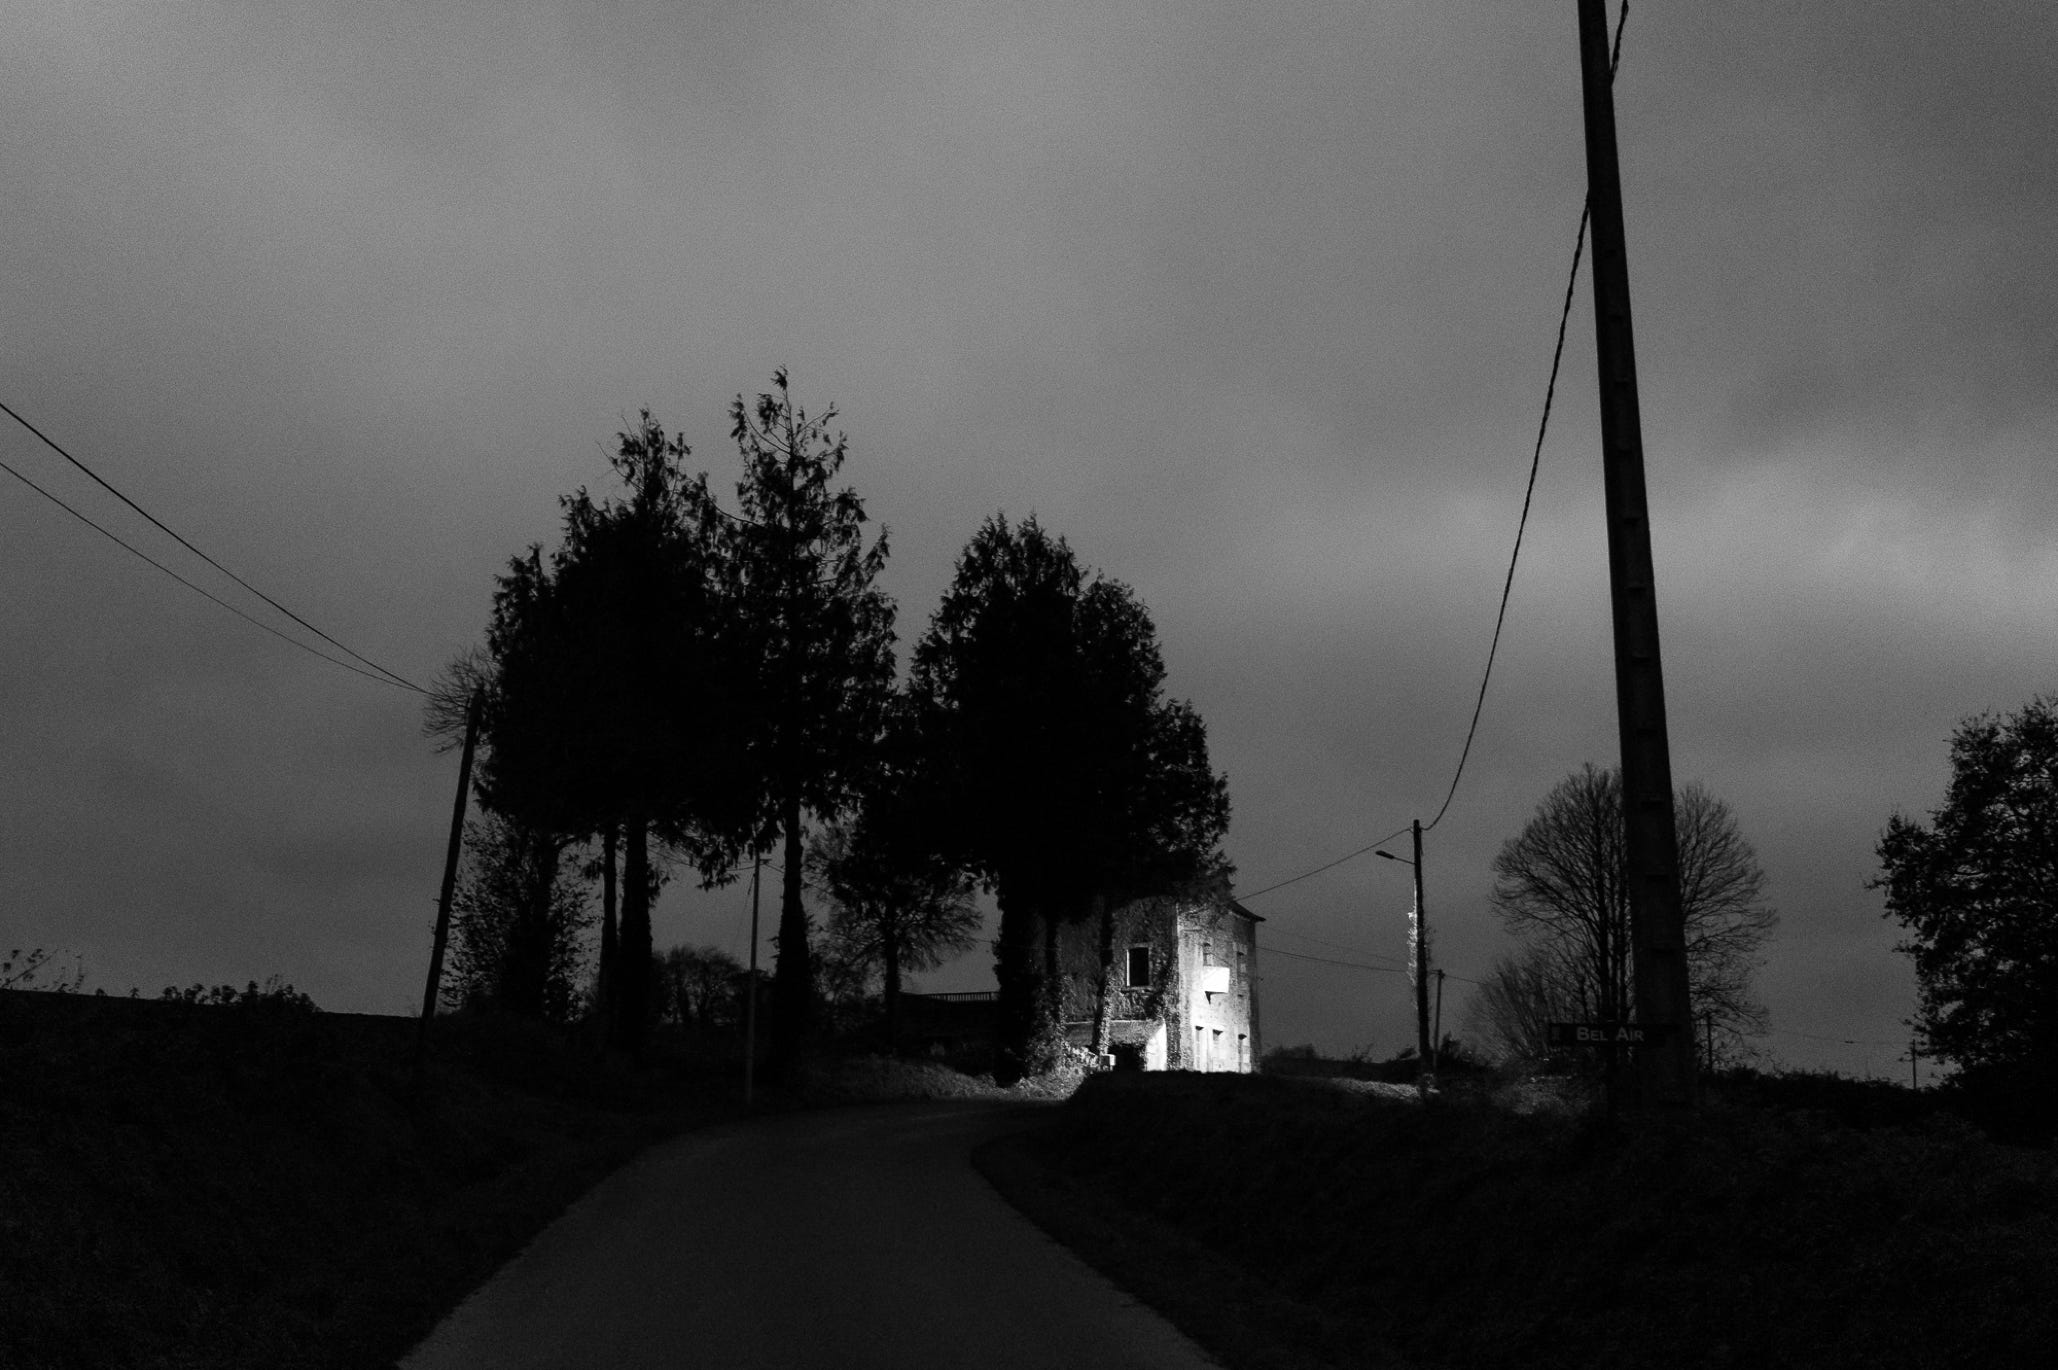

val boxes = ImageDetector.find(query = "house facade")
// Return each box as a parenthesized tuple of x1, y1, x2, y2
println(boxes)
(1052, 892, 1262, 1072)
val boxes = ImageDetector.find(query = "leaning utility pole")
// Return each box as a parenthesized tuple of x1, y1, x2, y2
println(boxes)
(417, 686, 484, 1058)
(1576, 0, 1696, 1107)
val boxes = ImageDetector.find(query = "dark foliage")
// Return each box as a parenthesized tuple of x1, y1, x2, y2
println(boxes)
(0, 991, 727, 1370)
(451, 411, 744, 1052)
(908, 514, 1230, 1080)
(2, 946, 85, 993)
(1037, 1071, 2058, 1370)
(724, 369, 897, 1070)
(443, 812, 592, 1024)
(655, 944, 747, 1031)
(158, 977, 318, 1013)
(1875, 696, 2058, 1139)
(808, 699, 982, 1046)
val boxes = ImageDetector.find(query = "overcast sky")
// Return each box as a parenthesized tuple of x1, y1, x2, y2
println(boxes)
(4, 1, 2053, 1078)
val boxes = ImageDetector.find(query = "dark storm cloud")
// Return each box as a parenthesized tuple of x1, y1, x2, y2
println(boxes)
(2, 1, 2051, 1074)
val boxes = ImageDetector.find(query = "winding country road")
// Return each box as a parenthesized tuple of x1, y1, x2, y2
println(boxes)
(401, 1101, 1219, 1369)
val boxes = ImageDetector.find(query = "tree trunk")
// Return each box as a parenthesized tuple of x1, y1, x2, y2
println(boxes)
(882, 916, 902, 1051)
(1043, 907, 1059, 984)
(1090, 893, 1115, 1057)
(514, 833, 558, 1021)
(992, 891, 1039, 1085)
(770, 787, 811, 1074)
(613, 817, 651, 1054)
(597, 823, 618, 1028)
(1031, 902, 1065, 1073)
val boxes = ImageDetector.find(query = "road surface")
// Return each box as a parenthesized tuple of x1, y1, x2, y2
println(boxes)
(401, 1101, 1220, 1369)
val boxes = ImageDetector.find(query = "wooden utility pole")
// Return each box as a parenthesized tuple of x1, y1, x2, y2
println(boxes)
(1412, 820, 1433, 1095)
(417, 686, 483, 1056)
(1575, 0, 1695, 1108)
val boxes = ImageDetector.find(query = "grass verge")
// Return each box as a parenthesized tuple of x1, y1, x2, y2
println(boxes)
(0, 991, 746, 1369)
(998, 1071, 2058, 1370)
(0, 991, 1082, 1369)
(974, 1124, 1412, 1370)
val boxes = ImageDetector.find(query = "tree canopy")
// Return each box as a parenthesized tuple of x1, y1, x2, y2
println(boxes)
(725, 369, 897, 1067)
(807, 709, 983, 1045)
(443, 811, 591, 1024)
(1875, 696, 2058, 1090)
(437, 411, 742, 1048)
(909, 513, 1230, 1078)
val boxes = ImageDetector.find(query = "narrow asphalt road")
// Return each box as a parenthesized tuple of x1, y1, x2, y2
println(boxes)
(400, 1101, 1221, 1369)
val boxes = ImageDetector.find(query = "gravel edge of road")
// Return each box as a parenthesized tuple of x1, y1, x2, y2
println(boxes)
(971, 1124, 1414, 1370)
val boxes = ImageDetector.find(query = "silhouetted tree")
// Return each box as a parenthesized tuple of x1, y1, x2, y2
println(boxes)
(1490, 764, 1776, 1060)
(809, 786, 981, 1047)
(443, 811, 591, 1023)
(909, 514, 1230, 1080)
(1466, 944, 1587, 1064)
(656, 944, 746, 1030)
(1875, 697, 2058, 1097)
(725, 370, 896, 1072)
(464, 412, 741, 1052)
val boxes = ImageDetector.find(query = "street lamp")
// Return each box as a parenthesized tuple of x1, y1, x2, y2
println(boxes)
(1377, 819, 1433, 1096)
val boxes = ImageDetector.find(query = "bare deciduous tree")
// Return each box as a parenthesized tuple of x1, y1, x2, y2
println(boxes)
(1465, 944, 1586, 1064)
(1486, 764, 1776, 1063)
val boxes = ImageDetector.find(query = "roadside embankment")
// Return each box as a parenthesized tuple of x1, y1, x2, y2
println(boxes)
(0, 990, 741, 1369)
(995, 1070, 2058, 1370)
(0, 989, 1080, 1369)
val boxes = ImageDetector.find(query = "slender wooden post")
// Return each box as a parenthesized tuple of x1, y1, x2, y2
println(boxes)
(744, 852, 762, 1106)
(417, 687, 483, 1055)
(1576, 0, 1695, 1108)
(597, 823, 618, 1030)
(1432, 968, 1446, 1076)
(1412, 820, 1432, 1095)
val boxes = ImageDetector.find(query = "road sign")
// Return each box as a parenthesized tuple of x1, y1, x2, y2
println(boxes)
(1547, 1021, 1675, 1047)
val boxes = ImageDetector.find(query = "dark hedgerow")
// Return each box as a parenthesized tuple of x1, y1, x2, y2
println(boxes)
(1025, 1071, 2058, 1370)
(0, 990, 737, 1370)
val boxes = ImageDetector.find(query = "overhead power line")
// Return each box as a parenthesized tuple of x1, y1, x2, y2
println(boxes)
(1768, 1025, 1906, 1049)
(0, 399, 426, 694)
(0, 455, 418, 691)
(1266, 942, 1486, 987)
(1235, 825, 1412, 902)
(1266, 946, 1407, 975)
(1234, 3, 1630, 899)
(1423, 1, 1625, 834)
(1268, 925, 1410, 965)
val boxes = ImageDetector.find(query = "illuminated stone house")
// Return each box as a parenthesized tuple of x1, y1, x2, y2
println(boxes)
(1052, 893, 1262, 1072)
